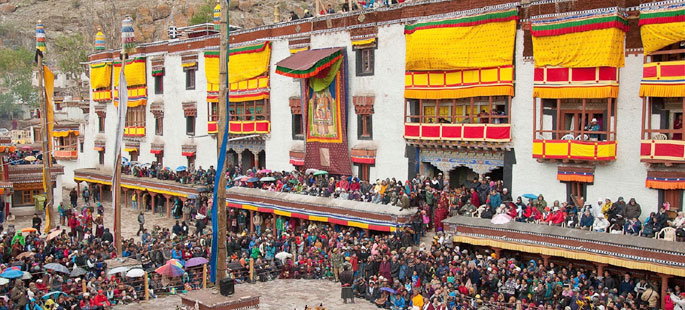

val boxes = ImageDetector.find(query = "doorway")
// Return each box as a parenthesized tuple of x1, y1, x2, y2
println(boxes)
(258, 150, 266, 170)
(241, 150, 254, 171)
(484, 167, 503, 181)
(448, 166, 479, 189)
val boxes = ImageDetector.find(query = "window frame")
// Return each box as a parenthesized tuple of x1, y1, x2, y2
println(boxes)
(98, 116, 105, 133)
(292, 113, 303, 140)
(185, 69, 196, 90)
(98, 151, 105, 165)
(155, 117, 163, 136)
(357, 114, 373, 140)
(355, 48, 375, 76)
(186, 116, 196, 136)
(154, 75, 164, 94)
(228, 100, 270, 122)
(208, 102, 219, 122)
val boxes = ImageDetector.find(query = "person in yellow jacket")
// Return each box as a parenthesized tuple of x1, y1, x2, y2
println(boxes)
(602, 198, 612, 218)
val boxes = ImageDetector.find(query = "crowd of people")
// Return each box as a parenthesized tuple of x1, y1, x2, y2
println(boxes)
(121, 162, 216, 187)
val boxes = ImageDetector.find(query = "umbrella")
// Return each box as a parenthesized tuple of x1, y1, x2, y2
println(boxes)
(107, 266, 130, 275)
(491, 214, 512, 225)
(275, 251, 293, 264)
(47, 229, 63, 241)
(176, 166, 187, 172)
(126, 268, 145, 278)
(42, 291, 66, 300)
(0, 278, 8, 285)
(313, 170, 328, 176)
(166, 258, 185, 268)
(11, 234, 24, 246)
(288, 179, 299, 184)
(233, 175, 245, 181)
(185, 257, 209, 268)
(240, 176, 249, 182)
(305, 168, 318, 175)
(24, 156, 36, 162)
(21, 271, 32, 280)
(522, 194, 538, 200)
(16, 252, 34, 259)
(44, 263, 69, 274)
(380, 287, 396, 294)
(20, 227, 37, 233)
(260, 177, 276, 182)
(155, 263, 184, 277)
(246, 177, 259, 183)
(0, 269, 23, 279)
(122, 157, 129, 163)
(70, 266, 87, 278)
(258, 169, 272, 174)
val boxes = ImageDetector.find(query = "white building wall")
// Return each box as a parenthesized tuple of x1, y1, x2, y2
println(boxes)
(266, 40, 301, 172)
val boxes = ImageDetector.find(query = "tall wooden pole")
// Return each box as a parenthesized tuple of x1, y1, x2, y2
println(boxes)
(36, 23, 54, 230)
(215, 1, 228, 284)
(113, 56, 127, 257)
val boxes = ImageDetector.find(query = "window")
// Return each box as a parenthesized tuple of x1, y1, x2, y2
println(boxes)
(53, 134, 77, 153)
(356, 48, 375, 76)
(565, 182, 587, 205)
(154, 75, 164, 94)
(21, 190, 40, 205)
(155, 153, 163, 166)
(98, 151, 104, 165)
(228, 100, 269, 121)
(292, 114, 303, 140)
(98, 116, 105, 133)
(185, 69, 196, 90)
(187, 155, 195, 169)
(405, 97, 510, 124)
(356, 163, 371, 182)
(186, 116, 196, 136)
(533, 98, 616, 141)
(79, 142, 84, 153)
(125, 106, 145, 129)
(130, 151, 139, 162)
(155, 117, 163, 136)
(357, 114, 373, 139)
(660, 189, 683, 212)
(208, 102, 218, 122)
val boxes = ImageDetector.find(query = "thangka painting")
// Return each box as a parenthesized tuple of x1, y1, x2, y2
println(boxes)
(302, 56, 352, 175)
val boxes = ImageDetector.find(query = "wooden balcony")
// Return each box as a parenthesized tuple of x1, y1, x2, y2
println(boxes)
(640, 139, 685, 164)
(532, 139, 617, 162)
(403, 123, 511, 142)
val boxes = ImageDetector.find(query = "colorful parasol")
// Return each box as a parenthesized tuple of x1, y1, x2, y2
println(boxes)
(36, 22, 46, 53)
(155, 263, 184, 277)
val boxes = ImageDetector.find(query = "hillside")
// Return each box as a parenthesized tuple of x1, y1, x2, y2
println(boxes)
(0, 0, 338, 55)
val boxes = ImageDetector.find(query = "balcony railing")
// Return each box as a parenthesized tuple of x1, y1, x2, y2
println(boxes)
(532, 139, 617, 161)
(640, 139, 685, 163)
(228, 120, 270, 134)
(403, 123, 511, 142)
(124, 126, 145, 137)
(54, 149, 78, 160)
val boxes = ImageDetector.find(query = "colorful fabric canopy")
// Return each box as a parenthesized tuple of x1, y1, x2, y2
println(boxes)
(90, 62, 112, 90)
(276, 47, 343, 79)
(639, 0, 685, 55)
(640, 60, 685, 97)
(531, 7, 628, 68)
(404, 4, 517, 70)
(228, 41, 271, 83)
(113, 57, 146, 87)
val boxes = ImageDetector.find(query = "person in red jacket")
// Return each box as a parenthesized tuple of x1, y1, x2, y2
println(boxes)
(92, 289, 111, 307)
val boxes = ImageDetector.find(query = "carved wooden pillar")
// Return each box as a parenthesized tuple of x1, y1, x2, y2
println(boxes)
(249, 210, 254, 233)
(163, 195, 171, 218)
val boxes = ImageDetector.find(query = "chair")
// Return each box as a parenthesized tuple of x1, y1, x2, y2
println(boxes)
(561, 134, 575, 140)
(652, 133, 668, 140)
(575, 134, 589, 141)
(655, 227, 676, 241)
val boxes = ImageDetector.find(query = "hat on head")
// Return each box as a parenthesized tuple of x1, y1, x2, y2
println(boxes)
(591, 118, 597, 123)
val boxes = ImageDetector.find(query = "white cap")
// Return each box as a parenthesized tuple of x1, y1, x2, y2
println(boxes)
(591, 118, 597, 123)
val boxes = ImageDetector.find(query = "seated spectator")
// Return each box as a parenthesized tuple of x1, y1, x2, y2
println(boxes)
(624, 217, 642, 236)
(609, 222, 623, 234)
(592, 214, 609, 232)
(642, 213, 657, 238)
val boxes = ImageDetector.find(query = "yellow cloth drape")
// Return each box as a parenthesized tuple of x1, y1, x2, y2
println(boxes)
(405, 20, 516, 70)
(43, 65, 54, 156)
(113, 58, 147, 87)
(641, 21, 685, 55)
(52, 130, 79, 137)
(228, 44, 271, 84)
(532, 28, 625, 68)
(90, 62, 112, 89)
(533, 86, 619, 99)
(205, 55, 219, 85)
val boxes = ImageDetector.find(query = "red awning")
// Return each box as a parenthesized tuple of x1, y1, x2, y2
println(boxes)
(350, 148, 376, 165)
(94, 146, 104, 151)
(182, 152, 195, 157)
(150, 149, 163, 154)
(275, 47, 343, 79)
(289, 150, 304, 166)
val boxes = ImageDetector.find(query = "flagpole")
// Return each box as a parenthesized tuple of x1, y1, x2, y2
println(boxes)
(36, 21, 55, 232)
(113, 58, 126, 257)
(214, 0, 229, 284)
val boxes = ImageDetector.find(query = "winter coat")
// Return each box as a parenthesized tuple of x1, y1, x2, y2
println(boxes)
(624, 199, 642, 219)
